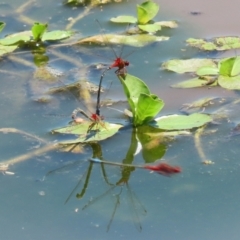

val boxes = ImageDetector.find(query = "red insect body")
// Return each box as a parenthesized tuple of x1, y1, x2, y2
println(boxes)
(110, 57, 129, 71)
(144, 163, 181, 176)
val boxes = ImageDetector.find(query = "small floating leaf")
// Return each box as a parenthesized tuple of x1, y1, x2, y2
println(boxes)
(154, 21, 178, 28)
(110, 16, 137, 23)
(53, 121, 123, 143)
(138, 23, 161, 33)
(0, 31, 32, 45)
(77, 34, 169, 47)
(187, 37, 240, 51)
(42, 30, 73, 41)
(196, 66, 219, 76)
(0, 45, 18, 56)
(171, 77, 217, 88)
(162, 59, 216, 73)
(155, 113, 212, 130)
(218, 75, 240, 90)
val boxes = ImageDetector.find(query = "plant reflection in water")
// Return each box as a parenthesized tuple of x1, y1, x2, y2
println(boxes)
(47, 143, 147, 232)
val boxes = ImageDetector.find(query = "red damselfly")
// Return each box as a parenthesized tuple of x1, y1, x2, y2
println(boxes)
(95, 20, 134, 116)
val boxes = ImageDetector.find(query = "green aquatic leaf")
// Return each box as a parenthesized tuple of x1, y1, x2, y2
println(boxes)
(171, 77, 217, 88)
(31, 22, 48, 41)
(134, 93, 164, 126)
(218, 75, 240, 90)
(119, 73, 151, 112)
(53, 121, 123, 143)
(42, 30, 73, 41)
(162, 59, 216, 73)
(138, 23, 161, 33)
(187, 37, 240, 51)
(0, 31, 32, 45)
(137, 1, 159, 24)
(219, 57, 240, 77)
(0, 45, 18, 56)
(154, 21, 178, 28)
(77, 34, 169, 47)
(0, 22, 6, 33)
(155, 113, 212, 130)
(196, 66, 219, 76)
(110, 16, 137, 23)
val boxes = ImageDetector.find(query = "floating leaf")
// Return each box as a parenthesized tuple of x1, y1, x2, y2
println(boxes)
(171, 77, 217, 88)
(187, 37, 240, 51)
(137, 1, 159, 24)
(155, 113, 212, 130)
(53, 121, 123, 143)
(0, 22, 6, 33)
(0, 45, 18, 56)
(77, 34, 169, 47)
(31, 22, 48, 41)
(196, 66, 219, 76)
(138, 23, 161, 33)
(154, 21, 178, 28)
(0, 31, 32, 45)
(162, 59, 216, 73)
(42, 30, 73, 41)
(110, 16, 137, 23)
(218, 75, 240, 90)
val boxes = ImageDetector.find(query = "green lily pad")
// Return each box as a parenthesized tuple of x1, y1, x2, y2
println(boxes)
(53, 121, 123, 143)
(155, 113, 212, 130)
(137, 1, 159, 24)
(77, 34, 169, 47)
(0, 31, 32, 45)
(110, 16, 137, 23)
(171, 77, 217, 88)
(154, 21, 178, 28)
(196, 66, 219, 76)
(42, 30, 73, 41)
(138, 23, 161, 33)
(218, 75, 240, 90)
(187, 37, 240, 51)
(0, 45, 18, 56)
(162, 59, 216, 73)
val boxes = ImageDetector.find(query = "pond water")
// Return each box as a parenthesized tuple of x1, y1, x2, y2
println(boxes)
(1, 0, 240, 240)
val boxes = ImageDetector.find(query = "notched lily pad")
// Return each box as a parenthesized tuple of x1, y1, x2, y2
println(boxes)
(162, 59, 216, 73)
(77, 34, 169, 47)
(155, 113, 212, 130)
